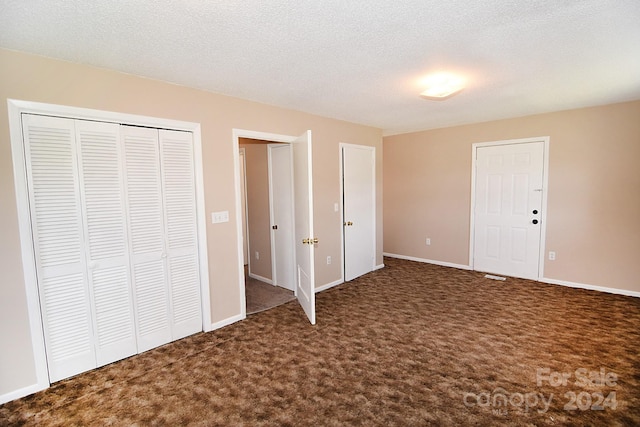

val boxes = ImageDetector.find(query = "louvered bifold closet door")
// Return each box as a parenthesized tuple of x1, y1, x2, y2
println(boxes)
(159, 130, 202, 339)
(75, 120, 137, 366)
(21, 114, 95, 382)
(121, 125, 172, 352)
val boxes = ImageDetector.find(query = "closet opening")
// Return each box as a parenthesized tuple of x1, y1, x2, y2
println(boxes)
(8, 99, 210, 392)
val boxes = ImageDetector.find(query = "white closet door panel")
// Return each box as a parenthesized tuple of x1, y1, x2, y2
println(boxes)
(122, 128, 165, 256)
(169, 253, 201, 339)
(89, 266, 136, 363)
(159, 130, 202, 338)
(76, 120, 137, 366)
(121, 125, 172, 351)
(133, 259, 171, 351)
(21, 114, 95, 382)
(159, 130, 198, 250)
(40, 273, 95, 381)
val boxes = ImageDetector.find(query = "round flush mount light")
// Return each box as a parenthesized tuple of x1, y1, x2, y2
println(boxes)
(419, 73, 465, 100)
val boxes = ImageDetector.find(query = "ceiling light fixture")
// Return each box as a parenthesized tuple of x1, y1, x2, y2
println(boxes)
(419, 73, 465, 100)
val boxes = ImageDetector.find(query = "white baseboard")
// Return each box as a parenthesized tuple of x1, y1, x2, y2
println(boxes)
(315, 279, 343, 293)
(374, 263, 385, 271)
(0, 382, 48, 405)
(383, 252, 472, 271)
(383, 252, 639, 298)
(540, 277, 640, 298)
(210, 313, 245, 331)
(248, 272, 272, 285)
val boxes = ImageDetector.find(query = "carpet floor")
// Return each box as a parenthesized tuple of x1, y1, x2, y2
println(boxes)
(1, 257, 639, 426)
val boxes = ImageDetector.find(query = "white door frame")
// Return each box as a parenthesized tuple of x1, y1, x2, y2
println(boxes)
(469, 136, 550, 279)
(232, 129, 298, 318)
(239, 148, 249, 266)
(339, 143, 376, 282)
(7, 99, 211, 400)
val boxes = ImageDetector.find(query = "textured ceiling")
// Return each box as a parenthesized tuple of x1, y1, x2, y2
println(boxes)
(1, 1, 640, 135)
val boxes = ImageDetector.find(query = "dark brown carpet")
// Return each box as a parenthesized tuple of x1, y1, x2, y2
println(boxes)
(2, 257, 639, 426)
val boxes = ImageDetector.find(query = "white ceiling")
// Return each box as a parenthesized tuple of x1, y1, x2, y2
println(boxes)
(1, 1, 640, 135)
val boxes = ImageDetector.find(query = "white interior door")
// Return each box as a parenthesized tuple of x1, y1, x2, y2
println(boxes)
(268, 144, 295, 291)
(473, 141, 544, 279)
(342, 144, 375, 281)
(292, 131, 316, 324)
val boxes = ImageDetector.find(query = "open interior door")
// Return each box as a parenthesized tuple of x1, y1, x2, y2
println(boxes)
(292, 131, 316, 324)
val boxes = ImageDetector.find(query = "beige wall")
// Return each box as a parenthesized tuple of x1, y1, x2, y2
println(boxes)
(0, 48, 382, 398)
(384, 100, 640, 293)
(240, 140, 272, 281)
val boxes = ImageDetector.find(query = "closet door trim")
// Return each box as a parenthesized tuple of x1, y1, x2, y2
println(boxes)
(8, 99, 211, 394)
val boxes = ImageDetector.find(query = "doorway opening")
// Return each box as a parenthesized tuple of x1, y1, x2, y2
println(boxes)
(239, 139, 295, 314)
(233, 129, 316, 324)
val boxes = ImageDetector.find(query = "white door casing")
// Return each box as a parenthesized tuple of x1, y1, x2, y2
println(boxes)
(292, 131, 316, 325)
(341, 144, 376, 282)
(472, 139, 547, 280)
(268, 144, 296, 292)
(239, 148, 249, 265)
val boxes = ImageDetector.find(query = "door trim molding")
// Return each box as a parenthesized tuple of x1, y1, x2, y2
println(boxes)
(6, 99, 211, 402)
(339, 143, 376, 282)
(468, 136, 550, 279)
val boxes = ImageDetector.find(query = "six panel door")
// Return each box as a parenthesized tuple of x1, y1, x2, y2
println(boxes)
(473, 142, 544, 280)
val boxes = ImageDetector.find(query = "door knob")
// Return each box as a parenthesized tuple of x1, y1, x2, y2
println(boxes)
(347, 221, 353, 226)
(272, 225, 278, 230)
(532, 219, 539, 225)
(532, 209, 538, 214)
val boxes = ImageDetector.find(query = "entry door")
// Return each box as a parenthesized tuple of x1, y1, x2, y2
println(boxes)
(342, 144, 375, 281)
(473, 141, 544, 279)
(292, 131, 316, 324)
(268, 144, 295, 291)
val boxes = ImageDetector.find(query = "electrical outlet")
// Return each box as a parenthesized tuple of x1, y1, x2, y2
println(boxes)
(327, 256, 331, 265)
(426, 238, 431, 246)
(548, 251, 556, 261)
(255, 251, 259, 260)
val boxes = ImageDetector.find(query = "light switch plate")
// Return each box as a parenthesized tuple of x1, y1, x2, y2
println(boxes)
(211, 211, 229, 224)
